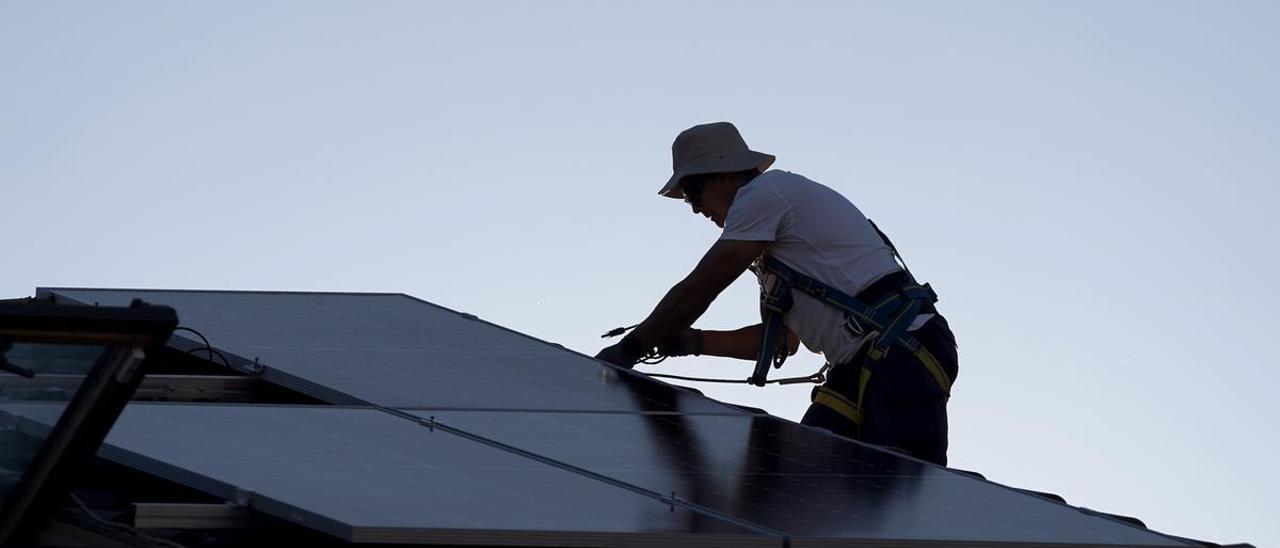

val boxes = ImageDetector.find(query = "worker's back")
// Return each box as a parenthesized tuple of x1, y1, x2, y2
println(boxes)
(722, 170, 904, 365)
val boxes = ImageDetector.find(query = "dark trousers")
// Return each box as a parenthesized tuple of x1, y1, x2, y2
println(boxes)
(801, 314, 959, 466)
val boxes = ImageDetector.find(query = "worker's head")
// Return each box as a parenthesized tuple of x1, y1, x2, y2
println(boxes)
(659, 122, 774, 226)
(679, 169, 762, 228)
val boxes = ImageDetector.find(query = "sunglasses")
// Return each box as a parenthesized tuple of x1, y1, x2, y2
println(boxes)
(682, 177, 707, 207)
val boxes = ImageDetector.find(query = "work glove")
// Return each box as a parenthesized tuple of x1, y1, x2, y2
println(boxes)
(656, 328, 703, 358)
(594, 335, 647, 369)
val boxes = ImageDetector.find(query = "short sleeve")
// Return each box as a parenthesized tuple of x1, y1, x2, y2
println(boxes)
(720, 179, 788, 242)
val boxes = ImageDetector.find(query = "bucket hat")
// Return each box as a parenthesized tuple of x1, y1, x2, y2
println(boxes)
(659, 122, 775, 199)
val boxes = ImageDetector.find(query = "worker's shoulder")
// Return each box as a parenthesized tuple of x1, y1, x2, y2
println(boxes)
(750, 170, 842, 200)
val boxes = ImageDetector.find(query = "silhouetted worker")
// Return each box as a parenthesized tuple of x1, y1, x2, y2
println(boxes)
(596, 122, 959, 465)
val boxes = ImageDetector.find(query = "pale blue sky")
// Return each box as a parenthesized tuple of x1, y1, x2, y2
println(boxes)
(2, 1, 1276, 545)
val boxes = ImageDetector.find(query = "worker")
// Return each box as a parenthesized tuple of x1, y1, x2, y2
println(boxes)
(595, 122, 959, 465)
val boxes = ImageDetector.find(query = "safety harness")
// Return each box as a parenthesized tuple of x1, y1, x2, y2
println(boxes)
(751, 252, 952, 428)
(605, 220, 953, 431)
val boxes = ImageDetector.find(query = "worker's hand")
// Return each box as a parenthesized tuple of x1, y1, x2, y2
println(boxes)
(595, 336, 646, 369)
(656, 328, 703, 357)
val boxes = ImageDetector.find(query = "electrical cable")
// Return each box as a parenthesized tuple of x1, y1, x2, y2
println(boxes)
(172, 326, 232, 368)
(172, 327, 212, 352)
(645, 363, 829, 385)
(184, 346, 233, 368)
(643, 372, 754, 384)
(68, 493, 187, 548)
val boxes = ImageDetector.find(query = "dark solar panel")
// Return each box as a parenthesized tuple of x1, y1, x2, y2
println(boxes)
(407, 411, 1193, 547)
(40, 289, 741, 414)
(26, 288, 1194, 547)
(2, 403, 777, 547)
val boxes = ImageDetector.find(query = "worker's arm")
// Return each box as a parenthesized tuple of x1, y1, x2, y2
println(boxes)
(595, 239, 764, 366)
(699, 324, 801, 361)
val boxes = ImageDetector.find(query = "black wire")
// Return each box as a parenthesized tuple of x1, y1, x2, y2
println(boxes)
(645, 371, 824, 385)
(173, 326, 232, 368)
(172, 327, 214, 361)
(172, 326, 211, 347)
(184, 346, 233, 368)
(68, 493, 187, 548)
(645, 372, 753, 384)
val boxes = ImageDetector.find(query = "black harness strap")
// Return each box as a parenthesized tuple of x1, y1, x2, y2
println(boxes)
(750, 220, 951, 428)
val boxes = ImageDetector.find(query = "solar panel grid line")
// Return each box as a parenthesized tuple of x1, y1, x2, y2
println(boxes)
(405, 410, 1195, 548)
(4, 403, 782, 547)
(380, 407, 795, 544)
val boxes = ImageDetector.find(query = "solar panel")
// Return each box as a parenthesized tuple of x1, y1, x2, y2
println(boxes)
(2, 403, 778, 547)
(40, 289, 741, 414)
(25, 288, 1197, 546)
(405, 410, 1194, 547)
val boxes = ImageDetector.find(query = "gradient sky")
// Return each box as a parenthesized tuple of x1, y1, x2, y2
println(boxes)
(3, 2, 1276, 545)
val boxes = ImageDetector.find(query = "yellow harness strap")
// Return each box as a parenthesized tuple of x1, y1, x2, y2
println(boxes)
(812, 346, 951, 434)
(913, 346, 952, 395)
(812, 386, 863, 426)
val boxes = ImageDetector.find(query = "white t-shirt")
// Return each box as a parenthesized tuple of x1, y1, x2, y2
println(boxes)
(719, 170, 906, 364)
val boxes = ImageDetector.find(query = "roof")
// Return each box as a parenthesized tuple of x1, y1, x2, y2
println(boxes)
(1, 287, 1239, 547)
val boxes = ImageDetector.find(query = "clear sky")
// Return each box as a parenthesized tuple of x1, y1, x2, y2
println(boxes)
(3, 1, 1276, 545)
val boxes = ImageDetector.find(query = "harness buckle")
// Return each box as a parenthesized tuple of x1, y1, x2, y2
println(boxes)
(760, 276, 793, 314)
(842, 314, 868, 337)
